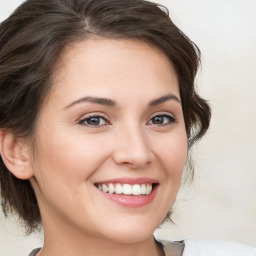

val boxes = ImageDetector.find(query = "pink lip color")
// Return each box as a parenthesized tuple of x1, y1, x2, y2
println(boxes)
(94, 177, 159, 207)
(95, 177, 159, 185)
(98, 185, 158, 207)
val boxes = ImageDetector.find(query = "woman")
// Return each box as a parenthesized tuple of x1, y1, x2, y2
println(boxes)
(0, 0, 255, 255)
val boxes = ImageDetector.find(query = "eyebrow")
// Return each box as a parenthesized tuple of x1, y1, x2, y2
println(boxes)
(64, 96, 117, 109)
(148, 93, 181, 106)
(64, 93, 181, 110)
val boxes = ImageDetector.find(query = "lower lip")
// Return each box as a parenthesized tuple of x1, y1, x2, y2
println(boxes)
(97, 185, 158, 208)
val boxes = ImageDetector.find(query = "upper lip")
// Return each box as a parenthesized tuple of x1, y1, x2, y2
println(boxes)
(94, 177, 159, 185)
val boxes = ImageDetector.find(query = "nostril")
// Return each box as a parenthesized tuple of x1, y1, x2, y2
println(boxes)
(112, 139, 154, 168)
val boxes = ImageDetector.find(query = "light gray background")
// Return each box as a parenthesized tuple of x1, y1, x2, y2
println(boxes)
(0, 0, 256, 255)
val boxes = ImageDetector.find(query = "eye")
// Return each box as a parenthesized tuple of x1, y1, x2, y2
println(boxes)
(79, 115, 109, 127)
(148, 114, 176, 126)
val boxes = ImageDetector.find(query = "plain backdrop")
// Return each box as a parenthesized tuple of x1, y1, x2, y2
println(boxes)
(0, 0, 256, 255)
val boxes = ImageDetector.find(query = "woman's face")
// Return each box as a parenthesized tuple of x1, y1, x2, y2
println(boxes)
(30, 38, 187, 243)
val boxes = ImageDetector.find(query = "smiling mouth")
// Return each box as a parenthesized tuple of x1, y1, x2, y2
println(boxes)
(95, 183, 157, 196)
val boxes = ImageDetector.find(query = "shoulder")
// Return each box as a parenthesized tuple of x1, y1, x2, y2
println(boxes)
(159, 238, 256, 256)
(182, 238, 256, 256)
(28, 248, 41, 256)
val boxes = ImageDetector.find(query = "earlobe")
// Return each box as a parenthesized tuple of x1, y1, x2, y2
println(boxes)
(0, 129, 33, 180)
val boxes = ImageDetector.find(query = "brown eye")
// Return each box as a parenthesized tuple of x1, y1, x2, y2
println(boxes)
(86, 117, 101, 125)
(148, 114, 176, 125)
(152, 116, 164, 124)
(79, 115, 108, 127)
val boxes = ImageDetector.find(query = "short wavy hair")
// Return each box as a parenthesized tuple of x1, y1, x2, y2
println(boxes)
(0, 0, 211, 233)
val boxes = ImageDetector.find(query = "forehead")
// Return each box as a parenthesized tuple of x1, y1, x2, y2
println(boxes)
(49, 38, 179, 106)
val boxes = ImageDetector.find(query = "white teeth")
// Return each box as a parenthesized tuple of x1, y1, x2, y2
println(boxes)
(102, 184, 108, 193)
(141, 184, 146, 194)
(115, 183, 123, 194)
(96, 183, 154, 196)
(132, 184, 141, 195)
(146, 184, 152, 195)
(108, 183, 115, 194)
(123, 184, 132, 195)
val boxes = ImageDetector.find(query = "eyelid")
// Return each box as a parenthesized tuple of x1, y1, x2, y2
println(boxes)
(78, 112, 110, 127)
(147, 112, 176, 125)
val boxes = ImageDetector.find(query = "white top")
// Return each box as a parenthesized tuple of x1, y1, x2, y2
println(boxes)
(29, 238, 256, 256)
(182, 238, 256, 256)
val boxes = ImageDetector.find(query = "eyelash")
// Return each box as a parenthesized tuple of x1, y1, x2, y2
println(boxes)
(147, 113, 176, 126)
(78, 114, 110, 128)
(78, 113, 176, 128)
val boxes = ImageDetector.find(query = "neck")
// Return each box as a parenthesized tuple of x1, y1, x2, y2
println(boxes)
(39, 234, 160, 256)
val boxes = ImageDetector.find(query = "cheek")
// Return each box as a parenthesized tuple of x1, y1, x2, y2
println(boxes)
(149, 130, 187, 216)
(154, 130, 187, 179)
(30, 131, 104, 212)
(33, 128, 111, 184)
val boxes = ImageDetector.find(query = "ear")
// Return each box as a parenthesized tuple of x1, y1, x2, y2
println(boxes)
(0, 129, 33, 180)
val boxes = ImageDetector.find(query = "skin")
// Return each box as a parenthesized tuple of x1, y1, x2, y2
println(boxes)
(25, 38, 188, 256)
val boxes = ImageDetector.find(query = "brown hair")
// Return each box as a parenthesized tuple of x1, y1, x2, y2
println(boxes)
(0, 0, 211, 233)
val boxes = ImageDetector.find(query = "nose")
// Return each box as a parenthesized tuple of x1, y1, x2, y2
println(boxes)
(112, 124, 154, 169)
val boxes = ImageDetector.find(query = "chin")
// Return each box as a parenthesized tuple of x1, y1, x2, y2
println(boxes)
(98, 215, 160, 244)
